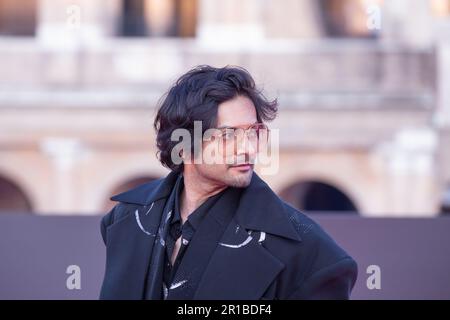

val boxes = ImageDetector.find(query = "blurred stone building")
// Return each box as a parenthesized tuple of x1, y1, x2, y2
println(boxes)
(0, 0, 449, 216)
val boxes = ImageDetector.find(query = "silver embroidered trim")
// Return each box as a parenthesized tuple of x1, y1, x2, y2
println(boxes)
(134, 209, 156, 236)
(219, 231, 253, 248)
(163, 282, 168, 299)
(165, 210, 172, 223)
(158, 210, 172, 247)
(145, 202, 154, 215)
(170, 280, 187, 290)
(258, 231, 266, 243)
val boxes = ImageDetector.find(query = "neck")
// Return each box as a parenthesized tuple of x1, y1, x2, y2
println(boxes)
(179, 167, 227, 223)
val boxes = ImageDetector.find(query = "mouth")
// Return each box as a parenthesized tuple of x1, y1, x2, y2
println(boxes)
(230, 163, 253, 171)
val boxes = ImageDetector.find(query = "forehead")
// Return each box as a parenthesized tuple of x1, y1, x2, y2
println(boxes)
(216, 95, 257, 127)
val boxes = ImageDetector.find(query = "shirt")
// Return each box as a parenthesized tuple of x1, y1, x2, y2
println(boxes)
(162, 175, 225, 297)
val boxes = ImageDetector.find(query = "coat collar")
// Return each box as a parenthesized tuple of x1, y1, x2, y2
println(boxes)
(110, 172, 177, 206)
(110, 170, 301, 242)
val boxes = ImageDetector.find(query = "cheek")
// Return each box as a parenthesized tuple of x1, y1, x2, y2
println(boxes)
(201, 141, 231, 164)
(196, 163, 229, 179)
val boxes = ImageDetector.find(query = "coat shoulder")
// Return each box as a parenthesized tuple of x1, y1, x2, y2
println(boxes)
(104, 177, 166, 226)
(104, 202, 134, 226)
(281, 201, 355, 266)
(272, 202, 358, 299)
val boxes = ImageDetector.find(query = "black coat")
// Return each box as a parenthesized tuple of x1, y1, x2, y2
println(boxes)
(99, 171, 358, 300)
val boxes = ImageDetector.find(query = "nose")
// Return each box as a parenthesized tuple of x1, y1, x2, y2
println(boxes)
(236, 130, 257, 160)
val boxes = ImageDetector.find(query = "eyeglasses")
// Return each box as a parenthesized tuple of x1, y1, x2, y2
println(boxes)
(212, 123, 269, 144)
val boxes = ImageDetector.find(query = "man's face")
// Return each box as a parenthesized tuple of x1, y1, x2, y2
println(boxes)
(190, 95, 259, 188)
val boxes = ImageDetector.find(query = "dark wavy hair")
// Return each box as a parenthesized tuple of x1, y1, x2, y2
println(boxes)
(154, 65, 278, 172)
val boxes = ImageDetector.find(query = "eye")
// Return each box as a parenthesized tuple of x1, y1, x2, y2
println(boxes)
(247, 129, 258, 139)
(249, 124, 268, 139)
(221, 129, 235, 141)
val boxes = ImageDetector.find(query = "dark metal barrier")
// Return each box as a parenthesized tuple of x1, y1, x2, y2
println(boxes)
(0, 214, 449, 299)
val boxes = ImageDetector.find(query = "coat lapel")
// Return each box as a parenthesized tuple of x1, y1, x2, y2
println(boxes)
(101, 198, 171, 299)
(103, 172, 178, 299)
(193, 217, 285, 299)
(166, 186, 241, 299)
(194, 174, 302, 300)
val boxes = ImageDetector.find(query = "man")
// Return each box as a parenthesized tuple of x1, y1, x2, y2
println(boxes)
(99, 65, 357, 300)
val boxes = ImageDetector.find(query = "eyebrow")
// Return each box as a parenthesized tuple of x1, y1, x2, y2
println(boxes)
(216, 121, 259, 130)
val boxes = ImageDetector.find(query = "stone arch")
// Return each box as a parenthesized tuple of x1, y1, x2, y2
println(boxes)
(279, 178, 359, 213)
(0, 174, 33, 213)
